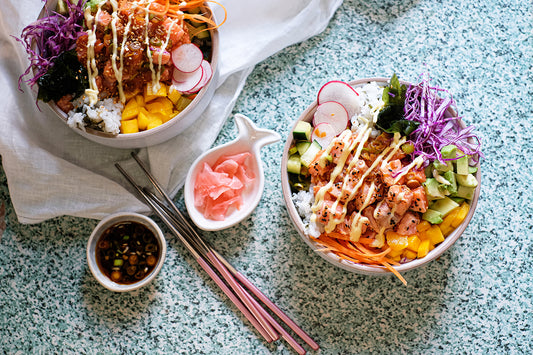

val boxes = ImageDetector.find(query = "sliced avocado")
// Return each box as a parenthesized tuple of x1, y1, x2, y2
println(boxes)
(422, 209, 444, 224)
(455, 155, 470, 175)
(287, 154, 302, 175)
(423, 178, 446, 200)
(456, 173, 478, 188)
(300, 140, 322, 168)
(443, 171, 457, 194)
(441, 144, 457, 159)
(430, 196, 460, 217)
(292, 121, 312, 141)
(450, 196, 465, 204)
(454, 185, 476, 200)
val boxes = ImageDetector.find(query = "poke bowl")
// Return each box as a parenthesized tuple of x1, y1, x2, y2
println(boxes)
(18, 0, 223, 148)
(281, 75, 482, 284)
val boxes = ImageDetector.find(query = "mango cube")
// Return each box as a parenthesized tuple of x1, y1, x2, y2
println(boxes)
(122, 98, 139, 121)
(407, 235, 421, 253)
(168, 87, 182, 104)
(417, 220, 431, 232)
(120, 119, 139, 134)
(417, 239, 430, 258)
(144, 83, 168, 102)
(146, 97, 174, 116)
(386, 231, 409, 251)
(137, 108, 149, 131)
(427, 225, 445, 245)
(451, 202, 470, 227)
(402, 249, 417, 260)
(147, 117, 163, 130)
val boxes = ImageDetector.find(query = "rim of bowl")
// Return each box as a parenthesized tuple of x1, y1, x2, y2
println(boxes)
(86, 212, 167, 292)
(37, 0, 219, 147)
(281, 77, 481, 276)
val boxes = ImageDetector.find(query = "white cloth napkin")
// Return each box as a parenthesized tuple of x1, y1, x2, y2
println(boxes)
(0, 0, 342, 224)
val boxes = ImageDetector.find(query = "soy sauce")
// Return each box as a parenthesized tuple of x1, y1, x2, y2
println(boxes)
(95, 221, 160, 285)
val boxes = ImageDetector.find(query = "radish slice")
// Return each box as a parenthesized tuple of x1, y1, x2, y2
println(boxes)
(182, 60, 213, 94)
(311, 122, 337, 149)
(172, 43, 203, 73)
(317, 81, 361, 119)
(313, 101, 349, 135)
(172, 65, 204, 93)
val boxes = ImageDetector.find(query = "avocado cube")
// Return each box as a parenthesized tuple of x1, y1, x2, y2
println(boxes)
(455, 155, 470, 175)
(443, 171, 457, 194)
(454, 185, 476, 200)
(433, 159, 453, 172)
(422, 209, 444, 224)
(456, 173, 478, 188)
(441, 144, 457, 159)
(429, 197, 460, 217)
(423, 178, 446, 200)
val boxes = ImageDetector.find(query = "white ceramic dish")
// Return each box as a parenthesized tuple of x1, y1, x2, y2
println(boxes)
(87, 212, 167, 292)
(184, 114, 281, 231)
(38, 0, 219, 149)
(281, 77, 481, 276)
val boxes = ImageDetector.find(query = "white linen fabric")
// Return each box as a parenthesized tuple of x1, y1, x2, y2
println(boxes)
(0, 0, 342, 224)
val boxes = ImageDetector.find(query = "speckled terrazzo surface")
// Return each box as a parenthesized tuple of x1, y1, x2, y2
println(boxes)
(1, 0, 532, 353)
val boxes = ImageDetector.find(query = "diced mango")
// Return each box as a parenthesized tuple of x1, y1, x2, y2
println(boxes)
(418, 239, 430, 258)
(168, 87, 182, 104)
(137, 108, 149, 131)
(451, 202, 470, 227)
(134, 94, 145, 108)
(144, 83, 168, 102)
(146, 97, 174, 116)
(388, 248, 404, 258)
(427, 225, 445, 245)
(407, 235, 421, 253)
(386, 231, 409, 251)
(124, 88, 140, 101)
(418, 230, 429, 241)
(120, 119, 139, 134)
(147, 117, 163, 130)
(122, 98, 139, 121)
(402, 249, 417, 260)
(439, 207, 458, 235)
(417, 220, 431, 232)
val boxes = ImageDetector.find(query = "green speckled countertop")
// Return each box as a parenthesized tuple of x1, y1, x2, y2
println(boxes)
(1, 0, 532, 354)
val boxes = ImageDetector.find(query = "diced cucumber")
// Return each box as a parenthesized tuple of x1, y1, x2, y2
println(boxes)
(287, 154, 302, 175)
(441, 144, 457, 159)
(300, 140, 322, 168)
(292, 121, 312, 141)
(454, 185, 475, 200)
(430, 196, 460, 217)
(422, 209, 444, 224)
(296, 141, 311, 155)
(455, 155, 469, 175)
(456, 173, 478, 188)
(288, 146, 298, 155)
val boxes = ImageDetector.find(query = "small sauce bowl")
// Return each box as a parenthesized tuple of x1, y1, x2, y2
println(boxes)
(184, 114, 280, 231)
(87, 212, 167, 292)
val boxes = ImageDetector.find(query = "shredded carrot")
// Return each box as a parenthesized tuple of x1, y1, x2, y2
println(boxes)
(317, 234, 407, 284)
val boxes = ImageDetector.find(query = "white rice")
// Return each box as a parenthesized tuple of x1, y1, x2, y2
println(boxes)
(67, 95, 124, 135)
(291, 81, 386, 238)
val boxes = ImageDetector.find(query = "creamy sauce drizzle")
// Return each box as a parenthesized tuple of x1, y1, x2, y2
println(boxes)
(311, 116, 408, 241)
(84, 5, 102, 105)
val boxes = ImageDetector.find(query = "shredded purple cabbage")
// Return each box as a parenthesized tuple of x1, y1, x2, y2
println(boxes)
(404, 74, 483, 164)
(14, 0, 86, 91)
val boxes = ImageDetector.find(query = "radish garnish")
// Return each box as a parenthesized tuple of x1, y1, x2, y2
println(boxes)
(313, 101, 349, 135)
(172, 65, 204, 93)
(311, 122, 337, 148)
(317, 81, 361, 119)
(171, 43, 203, 73)
(183, 60, 212, 94)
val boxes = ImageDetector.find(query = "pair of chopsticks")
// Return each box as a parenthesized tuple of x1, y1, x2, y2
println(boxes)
(115, 152, 319, 354)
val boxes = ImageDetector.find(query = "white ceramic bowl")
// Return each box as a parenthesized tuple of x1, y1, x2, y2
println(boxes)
(184, 114, 280, 231)
(38, 0, 219, 149)
(281, 77, 481, 276)
(87, 212, 167, 292)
